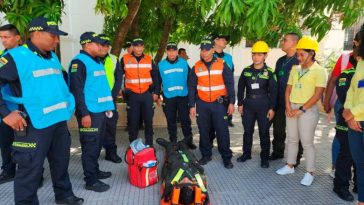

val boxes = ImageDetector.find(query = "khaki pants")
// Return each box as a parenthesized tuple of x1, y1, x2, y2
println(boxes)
(286, 103, 319, 172)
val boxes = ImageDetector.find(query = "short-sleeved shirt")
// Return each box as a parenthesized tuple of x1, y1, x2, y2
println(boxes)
(331, 52, 354, 78)
(287, 62, 327, 104)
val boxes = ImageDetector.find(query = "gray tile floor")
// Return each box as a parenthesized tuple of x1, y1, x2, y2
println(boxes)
(0, 112, 357, 205)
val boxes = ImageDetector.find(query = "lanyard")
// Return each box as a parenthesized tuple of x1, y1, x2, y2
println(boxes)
(298, 69, 309, 81)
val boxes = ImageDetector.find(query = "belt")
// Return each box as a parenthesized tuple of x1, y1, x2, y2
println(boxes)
(247, 94, 268, 99)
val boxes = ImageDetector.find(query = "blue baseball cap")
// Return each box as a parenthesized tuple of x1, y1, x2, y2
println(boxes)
(80, 32, 103, 45)
(166, 42, 178, 50)
(132, 38, 144, 46)
(99, 34, 111, 45)
(28, 17, 68, 36)
(200, 39, 214, 50)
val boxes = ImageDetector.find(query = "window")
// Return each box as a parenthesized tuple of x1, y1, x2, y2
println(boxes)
(344, 20, 364, 50)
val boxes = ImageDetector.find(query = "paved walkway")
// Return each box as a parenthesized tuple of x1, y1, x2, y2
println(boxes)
(0, 112, 357, 205)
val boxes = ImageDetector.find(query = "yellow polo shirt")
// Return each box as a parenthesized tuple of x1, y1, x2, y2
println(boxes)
(344, 60, 364, 121)
(287, 62, 327, 104)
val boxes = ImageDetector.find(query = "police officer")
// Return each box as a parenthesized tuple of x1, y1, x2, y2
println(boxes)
(158, 42, 196, 149)
(0, 24, 20, 185)
(69, 32, 115, 192)
(98, 34, 123, 163)
(0, 17, 83, 205)
(189, 39, 234, 169)
(121, 38, 160, 146)
(270, 33, 303, 166)
(237, 41, 277, 168)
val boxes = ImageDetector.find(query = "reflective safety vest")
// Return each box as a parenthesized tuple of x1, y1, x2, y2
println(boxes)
(214, 52, 234, 71)
(123, 53, 153, 94)
(158, 58, 189, 98)
(194, 58, 227, 102)
(5, 46, 75, 129)
(71, 53, 115, 113)
(104, 54, 118, 90)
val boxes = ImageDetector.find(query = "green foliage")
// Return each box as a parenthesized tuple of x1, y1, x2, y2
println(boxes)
(98, 0, 364, 51)
(0, 0, 65, 35)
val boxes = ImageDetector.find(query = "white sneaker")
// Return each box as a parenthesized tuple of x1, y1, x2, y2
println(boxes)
(276, 165, 295, 175)
(330, 169, 335, 178)
(300, 172, 314, 186)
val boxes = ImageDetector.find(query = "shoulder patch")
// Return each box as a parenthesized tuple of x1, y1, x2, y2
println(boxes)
(71, 63, 78, 73)
(0, 57, 8, 68)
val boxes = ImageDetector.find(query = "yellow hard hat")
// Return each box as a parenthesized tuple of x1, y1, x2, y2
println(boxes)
(296, 36, 319, 52)
(252, 41, 269, 53)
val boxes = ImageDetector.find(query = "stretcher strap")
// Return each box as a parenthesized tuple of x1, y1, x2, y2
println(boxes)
(171, 168, 184, 184)
(195, 174, 207, 192)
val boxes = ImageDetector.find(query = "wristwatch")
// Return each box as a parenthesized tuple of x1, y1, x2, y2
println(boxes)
(299, 106, 306, 113)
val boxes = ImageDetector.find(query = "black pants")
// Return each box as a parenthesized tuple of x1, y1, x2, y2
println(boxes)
(13, 121, 74, 205)
(77, 112, 106, 185)
(196, 99, 232, 161)
(0, 122, 15, 174)
(272, 107, 303, 158)
(242, 97, 271, 161)
(126, 91, 154, 146)
(102, 109, 119, 156)
(334, 128, 356, 190)
(162, 96, 193, 143)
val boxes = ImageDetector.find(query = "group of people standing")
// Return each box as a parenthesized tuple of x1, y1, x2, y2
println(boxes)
(0, 16, 363, 205)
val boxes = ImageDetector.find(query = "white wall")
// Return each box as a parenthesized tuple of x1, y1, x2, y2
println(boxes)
(59, 0, 104, 67)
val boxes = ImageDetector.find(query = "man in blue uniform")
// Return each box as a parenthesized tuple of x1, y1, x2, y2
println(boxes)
(0, 24, 21, 185)
(270, 33, 303, 166)
(69, 32, 115, 192)
(158, 42, 196, 149)
(0, 17, 83, 205)
(98, 34, 123, 163)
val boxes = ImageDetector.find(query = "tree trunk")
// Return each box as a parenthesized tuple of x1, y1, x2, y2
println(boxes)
(110, 0, 141, 57)
(130, 11, 140, 38)
(154, 18, 173, 63)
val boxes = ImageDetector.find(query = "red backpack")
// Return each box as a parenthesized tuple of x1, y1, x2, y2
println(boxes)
(125, 147, 159, 188)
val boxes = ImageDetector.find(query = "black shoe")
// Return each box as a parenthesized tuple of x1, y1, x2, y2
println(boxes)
(85, 180, 110, 192)
(269, 153, 283, 160)
(223, 160, 234, 169)
(105, 154, 122, 163)
(353, 186, 358, 193)
(56, 195, 84, 205)
(198, 157, 212, 165)
(333, 188, 354, 202)
(97, 171, 112, 179)
(236, 154, 251, 163)
(187, 142, 197, 150)
(228, 121, 234, 127)
(0, 171, 14, 185)
(261, 160, 269, 168)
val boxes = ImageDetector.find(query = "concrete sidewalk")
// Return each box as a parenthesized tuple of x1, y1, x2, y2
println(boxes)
(0, 113, 357, 205)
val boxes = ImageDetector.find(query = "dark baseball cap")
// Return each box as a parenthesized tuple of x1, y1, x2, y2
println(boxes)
(166, 42, 177, 50)
(214, 34, 230, 41)
(28, 17, 68, 36)
(99, 34, 111, 45)
(80, 32, 103, 45)
(132, 38, 144, 46)
(200, 39, 214, 50)
(123, 41, 132, 48)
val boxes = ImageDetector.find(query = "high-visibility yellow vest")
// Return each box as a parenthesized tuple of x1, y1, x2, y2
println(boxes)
(104, 54, 118, 90)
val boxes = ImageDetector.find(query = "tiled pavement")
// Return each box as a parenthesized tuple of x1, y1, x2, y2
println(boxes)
(0, 112, 358, 205)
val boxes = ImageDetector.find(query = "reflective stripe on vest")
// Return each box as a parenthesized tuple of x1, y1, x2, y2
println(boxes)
(123, 54, 153, 93)
(7, 46, 75, 129)
(71, 53, 115, 113)
(158, 58, 189, 98)
(194, 58, 227, 102)
(104, 54, 117, 90)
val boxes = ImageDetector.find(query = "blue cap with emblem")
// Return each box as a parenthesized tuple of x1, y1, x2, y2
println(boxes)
(79, 32, 104, 45)
(28, 17, 68, 36)
(200, 39, 214, 50)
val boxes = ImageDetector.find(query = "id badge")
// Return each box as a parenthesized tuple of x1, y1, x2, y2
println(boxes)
(295, 83, 302, 89)
(251, 83, 260, 89)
